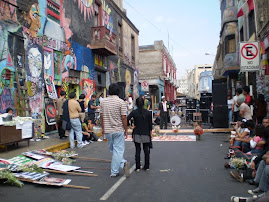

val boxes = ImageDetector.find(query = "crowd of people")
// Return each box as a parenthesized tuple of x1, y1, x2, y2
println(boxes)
(223, 87, 269, 201)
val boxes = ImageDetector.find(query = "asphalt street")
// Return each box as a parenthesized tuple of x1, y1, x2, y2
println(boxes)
(0, 133, 254, 202)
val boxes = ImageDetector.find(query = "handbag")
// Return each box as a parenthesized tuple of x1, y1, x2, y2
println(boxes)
(62, 120, 71, 130)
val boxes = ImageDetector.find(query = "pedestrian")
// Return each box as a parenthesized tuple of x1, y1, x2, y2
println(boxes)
(255, 94, 268, 124)
(159, 96, 168, 129)
(127, 97, 152, 172)
(56, 91, 67, 139)
(237, 94, 252, 120)
(68, 92, 84, 149)
(99, 93, 104, 104)
(227, 95, 233, 125)
(243, 86, 252, 106)
(88, 94, 100, 124)
(78, 94, 87, 123)
(128, 94, 133, 114)
(100, 83, 130, 178)
(232, 88, 242, 122)
(142, 95, 150, 110)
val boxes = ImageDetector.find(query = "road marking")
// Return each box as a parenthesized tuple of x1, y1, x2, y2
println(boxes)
(100, 164, 136, 200)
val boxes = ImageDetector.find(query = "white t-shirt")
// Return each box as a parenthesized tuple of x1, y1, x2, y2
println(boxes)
(233, 95, 239, 112)
(227, 99, 233, 109)
(162, 101, 167, 112)
(128, 97, 133, 110)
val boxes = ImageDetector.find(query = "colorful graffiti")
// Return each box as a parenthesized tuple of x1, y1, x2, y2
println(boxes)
(125, 69, 131, 98)
(101, 0, 113, 32)
(0, 65, 15, 113)
(26, 45, 44, 119)
(80, 78, 95, 103)
(74, 0, 94, 22)
(109, 60, 118, 83)
(133, 70, 139, 101)
(44, 47, 54, 80)
(0, 0, 17, 21)
(22, 2, 41, 37)
(53, 51, 62, 85)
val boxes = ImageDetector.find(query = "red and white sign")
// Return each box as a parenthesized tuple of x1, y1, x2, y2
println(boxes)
(240, 42, 260, 72)
(141, 81, 149, 92)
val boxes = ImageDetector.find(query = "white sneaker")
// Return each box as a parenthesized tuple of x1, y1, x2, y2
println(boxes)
(82, 142, 87, 146)
(84, 140, 90, 145)
(97, 139, 103, 142)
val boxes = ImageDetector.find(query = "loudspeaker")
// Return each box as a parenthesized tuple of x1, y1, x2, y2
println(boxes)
(200, 110, 209, 123)
(117, 82, 125, 100)
(212, 80, 227, 106)
(186, 99, 196, 109)
(200, 96, 212, 109)
(186, 109, 196, 121)
(213, 105, 228, 128)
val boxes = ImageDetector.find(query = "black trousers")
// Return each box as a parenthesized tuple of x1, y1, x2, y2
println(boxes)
(233, 111, 240, 122)
(160, 112, 168, 129)
(134, 142, 150, 170)
(58, 115, 65, 138)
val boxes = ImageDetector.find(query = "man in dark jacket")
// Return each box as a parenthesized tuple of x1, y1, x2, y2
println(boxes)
(159, 96, 169, 129)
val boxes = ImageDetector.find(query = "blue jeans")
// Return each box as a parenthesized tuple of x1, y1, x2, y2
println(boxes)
(228, 109, 232, 124)
(255, 160, 269, 192)
(106, 131, 126, 175)
(69, 118, 83, 148)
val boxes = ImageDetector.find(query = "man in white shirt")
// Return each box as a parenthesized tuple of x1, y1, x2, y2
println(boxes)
(159, 96, 168, 129)
(232, 89, 242, 122)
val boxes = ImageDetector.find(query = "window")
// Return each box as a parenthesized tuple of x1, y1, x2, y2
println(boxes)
(131, 35, 135, 63)
(248, 10, 255, 38)
(198, 67, 204, 69)
(205, 66, 211, 69)
(240, 27, 244, 42)
(225, 35, 236, 54)
(118, 23, 123, 54)
(94, 1, 102, 27)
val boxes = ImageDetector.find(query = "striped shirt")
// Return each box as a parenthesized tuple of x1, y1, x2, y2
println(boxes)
(100, 95, 127, 134)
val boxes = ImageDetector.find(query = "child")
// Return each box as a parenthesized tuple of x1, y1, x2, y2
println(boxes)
(82, 117, 99, 144)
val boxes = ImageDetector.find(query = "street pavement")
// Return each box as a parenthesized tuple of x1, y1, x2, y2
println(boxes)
(0, 132, 254, 202)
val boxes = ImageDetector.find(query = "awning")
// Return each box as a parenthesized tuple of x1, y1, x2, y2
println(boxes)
(222, 66, 240, 76)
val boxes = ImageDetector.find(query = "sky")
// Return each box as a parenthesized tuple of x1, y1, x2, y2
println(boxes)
(123, 0, 221, 78)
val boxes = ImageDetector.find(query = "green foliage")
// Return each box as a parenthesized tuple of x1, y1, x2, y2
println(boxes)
(0, 170, 23, 188)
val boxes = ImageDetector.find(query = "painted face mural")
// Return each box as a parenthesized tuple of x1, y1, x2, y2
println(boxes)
(125, 70, 131, 98)
(28, 47, 42, 78)
(0, 67, 14, 113)
(80, 79, 94, 103)
(26, 3, 41, 37)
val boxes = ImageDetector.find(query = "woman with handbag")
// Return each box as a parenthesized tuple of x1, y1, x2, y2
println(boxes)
(127, 97, 152, 172)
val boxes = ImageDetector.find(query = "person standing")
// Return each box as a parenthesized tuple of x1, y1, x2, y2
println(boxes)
(243, 86, 252, 106)
(142, 95, 150, 110)
(232, 88, 242, 122)
(159, 96, 168, 129)
(237, 94, 252, 120)
(100, 83, 130, 177)
(88, 94, 99, 124)
(56, 91, 67, 139)
(127, 97, 152, 172)
(99, 93, 104, 104)
(68, 92, 84, 149)
(78, 94, 87, 123)
(128, 94, 133, 114)
(227, 95, 233, 125)
(255, 94, 268, 124)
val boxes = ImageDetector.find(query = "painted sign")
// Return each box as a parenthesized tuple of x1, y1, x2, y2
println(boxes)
(44, 98, 57, 125)
(141, 81, 149, 92)
(240, 42, 260, 72)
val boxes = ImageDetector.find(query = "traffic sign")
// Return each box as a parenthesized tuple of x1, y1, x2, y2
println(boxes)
(141, 81, 149, 92)
(240, 42, 260, 72)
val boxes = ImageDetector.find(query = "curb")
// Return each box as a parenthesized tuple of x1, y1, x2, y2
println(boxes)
(44, 141, 70, 152)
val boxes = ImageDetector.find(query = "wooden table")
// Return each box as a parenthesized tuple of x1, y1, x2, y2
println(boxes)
(0, 125, 32, 151)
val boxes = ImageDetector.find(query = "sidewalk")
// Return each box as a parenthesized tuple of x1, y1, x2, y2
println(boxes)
(0, 133, 69, 159)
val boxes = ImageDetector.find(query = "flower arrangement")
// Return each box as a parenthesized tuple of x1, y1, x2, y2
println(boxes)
(19, 162, 44, 173)
(194, 122, 204, 140)
(172, 125, 180, 134)
(0, 170, 23, 187)
(52, 150, 77, 165)
(230, 157, 247, 171)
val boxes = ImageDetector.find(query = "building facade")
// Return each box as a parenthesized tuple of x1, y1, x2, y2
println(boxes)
(177, 76, 188, 95)
(0, 0, 139, 134)
(138, 40, 177, 105)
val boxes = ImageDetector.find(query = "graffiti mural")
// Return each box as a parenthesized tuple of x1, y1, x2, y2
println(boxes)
(125, 69, 131, 98)
(53, 51, 62, 85)
(109, 60, 118, 83)
(0, 63, 15, 113)
(74, 0, 94, 22)
(26, 45, 44, 119)
(133, 70, 139, 101)
(44, 47, 54, 80)
(80, 78, 95, 103)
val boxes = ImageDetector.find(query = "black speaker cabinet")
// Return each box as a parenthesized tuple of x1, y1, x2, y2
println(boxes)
(186, 99, 196, 109)
(213, 105, 228, 128)
(212, 80, 227, 106)
(200, 109, 209, 123)
(200, 96, 212, 109)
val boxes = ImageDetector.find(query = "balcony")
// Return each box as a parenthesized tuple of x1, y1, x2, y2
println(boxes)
(91, 26, 117, 56)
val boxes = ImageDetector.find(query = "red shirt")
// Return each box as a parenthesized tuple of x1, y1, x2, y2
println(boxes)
(245, 95, 251, 106)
